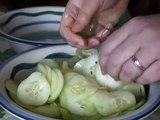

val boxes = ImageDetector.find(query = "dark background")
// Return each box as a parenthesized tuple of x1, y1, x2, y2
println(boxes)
(0, 0, 68, 12)
(0, 0, 160, 16)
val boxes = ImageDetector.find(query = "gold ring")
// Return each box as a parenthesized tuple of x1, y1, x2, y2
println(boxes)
(132, 55, 145, 71)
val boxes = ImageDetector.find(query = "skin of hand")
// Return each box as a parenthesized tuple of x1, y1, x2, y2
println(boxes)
(99, 14, 160, 84)
(60, 0, 128, 49)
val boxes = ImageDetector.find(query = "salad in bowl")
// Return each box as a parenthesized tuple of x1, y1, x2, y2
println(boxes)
(0, 45, 160, 120)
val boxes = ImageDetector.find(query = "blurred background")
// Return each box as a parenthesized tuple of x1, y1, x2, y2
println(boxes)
(0, 0, 160, 16)
(0, 0, 68, 12)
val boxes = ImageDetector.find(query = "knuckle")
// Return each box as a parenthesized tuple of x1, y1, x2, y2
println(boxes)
(143, 27, 153, 35)
(121, 65, 133, 78)
(128, 16, 142, 25)
(119, 66, 133, 83)
(108, 54, 121, 69)
(76, 13, 89, 26)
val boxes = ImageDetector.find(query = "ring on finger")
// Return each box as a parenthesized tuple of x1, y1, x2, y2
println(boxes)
(132, 55, 146, 71)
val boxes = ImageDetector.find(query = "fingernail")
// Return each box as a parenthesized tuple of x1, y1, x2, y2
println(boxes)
(76, 41, 87, 48)
(137, 77, 149, 85)
(88, 38, 100, 47)
(96, 24, 113, 40)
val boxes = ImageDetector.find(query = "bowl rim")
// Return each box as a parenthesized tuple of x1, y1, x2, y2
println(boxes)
(0, 45, 160, 120)
(0, 6, 66, 45)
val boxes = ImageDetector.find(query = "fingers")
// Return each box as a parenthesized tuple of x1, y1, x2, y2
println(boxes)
(102, 36, 140, 80)
(60, 0, 128, 49)
(119, 57, 143, 83)
(95, 0, 128, 42)
(60, 0, 102, 48)
(98, 0, 128, 27)
(60, 1, 87, 48)
(99, 22, 130, 74)
(96, 24, 114, 41)
(99, 15, 160, 84)
(99, 25, 159, 83)
(60, 16, 87, 48)
(119, 47, 157, 83)
(72, 0, 101, 33)
(137, 60, 160, 84)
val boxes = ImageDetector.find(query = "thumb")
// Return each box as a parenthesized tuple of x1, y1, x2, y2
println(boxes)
(71, 0, 101, 33)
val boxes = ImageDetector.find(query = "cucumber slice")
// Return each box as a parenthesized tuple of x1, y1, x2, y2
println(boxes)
(47, 68, 64, 103)
(17, 72, 50, 105)
(30, 103, 61, 118)
(9, 91, 60, 118)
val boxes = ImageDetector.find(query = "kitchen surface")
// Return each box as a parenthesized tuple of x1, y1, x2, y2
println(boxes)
(0, 0, 160, 120)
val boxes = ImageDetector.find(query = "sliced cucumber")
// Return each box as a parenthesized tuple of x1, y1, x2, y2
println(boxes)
(47, 68, 64, 103)
(17, 72, 50, 105)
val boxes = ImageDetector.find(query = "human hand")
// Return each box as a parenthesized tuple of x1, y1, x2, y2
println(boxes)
(99, 14, 160, 84)
(60, 0, 128, 49)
